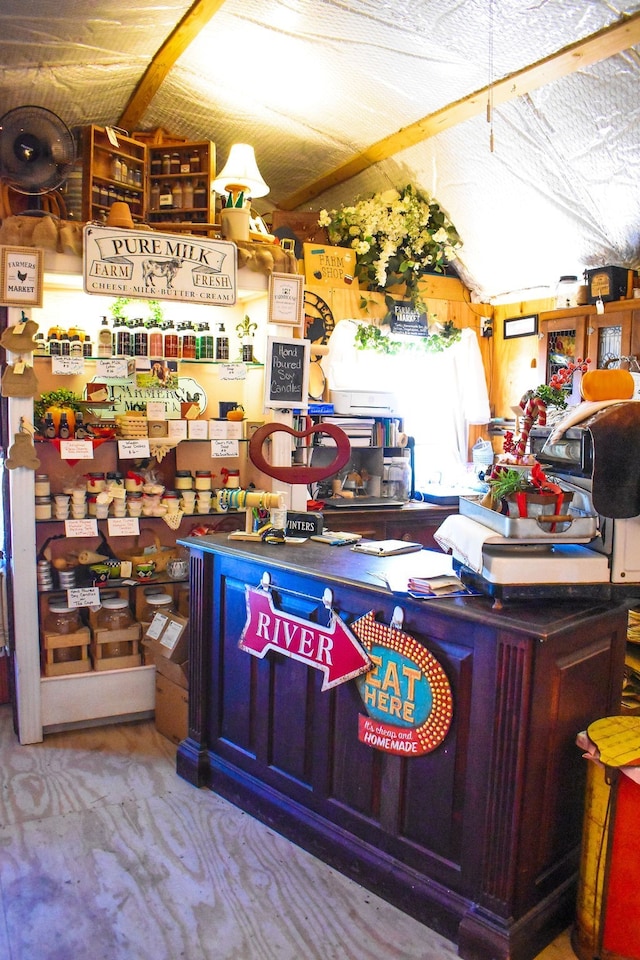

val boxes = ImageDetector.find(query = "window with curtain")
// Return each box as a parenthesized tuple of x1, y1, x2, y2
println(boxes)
(321, 320, 491, 488)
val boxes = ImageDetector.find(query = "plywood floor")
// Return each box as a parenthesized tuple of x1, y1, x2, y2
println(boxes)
(0, 705, 577, 959)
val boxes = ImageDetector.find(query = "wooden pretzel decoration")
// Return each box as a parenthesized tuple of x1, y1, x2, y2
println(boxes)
(249, 421, 351, 484)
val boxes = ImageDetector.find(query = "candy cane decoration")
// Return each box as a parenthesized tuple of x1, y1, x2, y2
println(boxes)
(515, 393, 547, 458)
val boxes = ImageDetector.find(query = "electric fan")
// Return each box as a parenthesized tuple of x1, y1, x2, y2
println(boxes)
(0, 105, 76, 212)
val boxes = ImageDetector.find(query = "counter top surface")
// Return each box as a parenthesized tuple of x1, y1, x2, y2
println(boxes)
(178, 531, 624, 637)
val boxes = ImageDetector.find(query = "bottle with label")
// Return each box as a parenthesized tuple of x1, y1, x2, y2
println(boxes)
(189, 149, 201, 173)
(194, 180, 207, 208)
(97, 317, 112, 357)
(59, 330, 70, 356)
(149, 182, 160, 211)
(58, 412, 71, 440)
(197, 322, 214, 359)
(147, 320, 163, 357)
(132, 317, 148, 357)
(70, 335, 83, 357)
(114, 317, 132, 356)
(170, 152, 181, 175)
(163, 319, 179, 359)
(161, 153, 171, 175)
(150, 154, 162, 177)
(182, 179, 194, 209)
(171, 180, 183, 211)
(179, 321, 197, 359)
(159, 183, 173, 210)
(110, 154, 122, 181)
(215, 323, 229, 360)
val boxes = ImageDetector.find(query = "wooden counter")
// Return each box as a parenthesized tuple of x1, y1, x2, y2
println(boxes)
(320, 500, 457, 547)
(176, 534, 627, 960)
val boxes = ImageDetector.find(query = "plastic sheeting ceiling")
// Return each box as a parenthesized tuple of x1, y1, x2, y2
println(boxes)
(0, 0, 638, 301)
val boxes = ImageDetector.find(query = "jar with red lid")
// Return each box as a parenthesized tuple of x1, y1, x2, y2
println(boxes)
(86, 472, 106, 493)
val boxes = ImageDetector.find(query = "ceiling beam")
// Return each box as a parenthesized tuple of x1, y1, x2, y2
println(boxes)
(278, 11, 640, 211)
(118, 0, 227, 133)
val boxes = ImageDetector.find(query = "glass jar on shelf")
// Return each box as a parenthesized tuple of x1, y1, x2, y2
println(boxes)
(44, 601, 82, 636)
(140, 593, 175, 633)
(97, 598, 134, 657)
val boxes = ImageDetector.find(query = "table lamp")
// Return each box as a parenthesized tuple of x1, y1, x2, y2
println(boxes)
(213, 144, 269, 241)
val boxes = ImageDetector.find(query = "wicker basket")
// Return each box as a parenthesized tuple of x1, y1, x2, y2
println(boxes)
(118, 529, 179, 573)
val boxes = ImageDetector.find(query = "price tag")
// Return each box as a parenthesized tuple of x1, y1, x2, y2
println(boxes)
(52, 356, 85, 375)
(65, 518, 99, 537)
(67, 586, 100, 608)
(146, 401, 166, 421)
(96, 357, 133, 378)
(107, 517, 140, 537)
(211, 439, 239, 458)
(146, 612, 169, 640)
(118, 439, 150, 459)
(60, 440, 94, 460)
(219, 363, 247, 380)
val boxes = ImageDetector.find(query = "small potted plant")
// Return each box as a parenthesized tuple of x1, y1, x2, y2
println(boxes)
(481, 466, 530, 512)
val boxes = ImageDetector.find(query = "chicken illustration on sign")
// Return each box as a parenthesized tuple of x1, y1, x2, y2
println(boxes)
(239, 586, 371, 690)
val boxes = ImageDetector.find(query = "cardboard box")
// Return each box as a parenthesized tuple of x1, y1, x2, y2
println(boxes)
(143, 640, 188, 689)
(144, 610, 189, 663)
(154, 674, 188, 745)
(167, 419, 188, 441)
(147, 420, 168, 438)
(187, 419, 209, 440)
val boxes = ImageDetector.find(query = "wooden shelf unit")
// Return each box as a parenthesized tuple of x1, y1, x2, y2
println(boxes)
(146, 140, 216, 227)
(81, 125, 147, 225)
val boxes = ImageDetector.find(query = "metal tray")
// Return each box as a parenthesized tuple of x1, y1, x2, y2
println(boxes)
(459, 496, 598, 542)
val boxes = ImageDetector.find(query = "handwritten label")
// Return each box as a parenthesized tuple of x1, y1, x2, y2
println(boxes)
(211, 439, 239, 458)
(118, 439, 150, 459)
(96, 357, 134, 379)
(51, 356, 85, 375)
(67, 587, 101, 609)
(59, 440, 95, 460)
(107, 517, 140, 537)
(146, 401, 166, 421)
(219, 363, 247, 380)
(65, 518, 99, 538)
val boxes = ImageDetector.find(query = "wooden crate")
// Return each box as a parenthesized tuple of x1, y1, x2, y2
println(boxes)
(91, 623, 142, 671)
(42, 628, 91, 677)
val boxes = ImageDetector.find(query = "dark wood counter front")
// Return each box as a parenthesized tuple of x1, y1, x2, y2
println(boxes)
(320, 500, 456, 547)
(176, 534, 627, 960)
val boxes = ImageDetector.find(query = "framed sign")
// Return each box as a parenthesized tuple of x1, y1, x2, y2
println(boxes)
(0, 246, 43, 307)
(264, 335, 310, 410)
(503, 314, 538, 339)
(268, 272, 304, 327)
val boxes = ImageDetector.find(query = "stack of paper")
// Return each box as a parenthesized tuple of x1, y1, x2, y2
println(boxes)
(407, 574, 467, 597)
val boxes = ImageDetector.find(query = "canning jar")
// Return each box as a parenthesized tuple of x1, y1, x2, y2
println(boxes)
(86, 472, 106, 493)
(97, 597, 134, 657)
(140, 593, 176, 634)
(384, 457, 412, 502)
(35, 496, 52, 520)
(44, 601, 82, 636)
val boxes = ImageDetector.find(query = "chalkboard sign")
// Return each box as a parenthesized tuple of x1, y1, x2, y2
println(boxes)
(390, 300, 429, 338)
(264, 336, 310, 410)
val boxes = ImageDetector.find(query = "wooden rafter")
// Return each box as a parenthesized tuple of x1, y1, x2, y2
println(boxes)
(118, 0, 227, 132)
(278, 11, 640, 210)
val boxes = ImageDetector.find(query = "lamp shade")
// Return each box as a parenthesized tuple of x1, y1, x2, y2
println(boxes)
(211, 143, 269, 199)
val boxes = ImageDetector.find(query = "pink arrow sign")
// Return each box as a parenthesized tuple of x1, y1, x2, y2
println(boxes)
(239, 587, 371, 690)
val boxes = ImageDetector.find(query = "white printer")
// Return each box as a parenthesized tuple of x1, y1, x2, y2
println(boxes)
(330, 389, 399, 417)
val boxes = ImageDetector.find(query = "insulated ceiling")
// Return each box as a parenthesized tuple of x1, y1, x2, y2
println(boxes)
(0, 0, 638, 301)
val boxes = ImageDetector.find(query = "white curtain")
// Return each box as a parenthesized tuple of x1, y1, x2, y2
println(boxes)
(321, 321, 490, 486)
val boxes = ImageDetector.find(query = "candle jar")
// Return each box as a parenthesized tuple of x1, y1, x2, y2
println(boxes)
(34, 474, 50, 497)
(174, 471, 193, 490)
(35, 496, 53, 520)
(127, 492, 143, 517)
(194, 471, 212, 491)
(161, 490, 180, 513)
(86, 472, 106, 493)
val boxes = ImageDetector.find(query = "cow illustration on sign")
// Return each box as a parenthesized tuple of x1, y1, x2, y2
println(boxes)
(142, 257, 182, 289)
